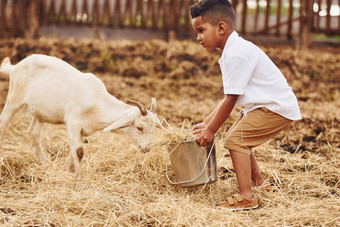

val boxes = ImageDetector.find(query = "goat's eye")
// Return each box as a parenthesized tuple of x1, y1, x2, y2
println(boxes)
(137, 126, 144, 132)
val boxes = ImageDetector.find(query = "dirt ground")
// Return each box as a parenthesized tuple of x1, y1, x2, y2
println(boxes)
(0, 38, 339, 226)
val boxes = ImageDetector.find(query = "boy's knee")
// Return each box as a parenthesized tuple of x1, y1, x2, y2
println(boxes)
(224, 141, 251, 155)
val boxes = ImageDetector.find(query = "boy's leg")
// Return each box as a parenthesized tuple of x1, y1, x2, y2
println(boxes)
(230, 151, 264, 200)
(218, 108, 292, 210)
(230, 150, 253, 200)
(225, 108, 292, 186)
(217, 150, 259, 211)
(250, 152, 264, 186)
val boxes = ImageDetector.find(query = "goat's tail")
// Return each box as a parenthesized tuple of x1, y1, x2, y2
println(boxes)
(0, 57, 13, 75)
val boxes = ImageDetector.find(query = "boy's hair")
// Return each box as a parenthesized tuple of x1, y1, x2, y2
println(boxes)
(189, 0, 235, 29)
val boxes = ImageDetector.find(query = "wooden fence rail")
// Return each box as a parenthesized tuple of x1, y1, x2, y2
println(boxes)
(0, 0, 339, 39)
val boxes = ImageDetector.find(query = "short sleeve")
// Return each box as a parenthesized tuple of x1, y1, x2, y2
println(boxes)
(220, 56, 256, 95)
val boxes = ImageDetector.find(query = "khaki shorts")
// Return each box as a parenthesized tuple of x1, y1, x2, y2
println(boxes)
(224, 107, 292, 155)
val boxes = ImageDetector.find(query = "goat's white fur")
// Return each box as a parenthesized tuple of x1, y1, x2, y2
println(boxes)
(0, 54, 161, 175)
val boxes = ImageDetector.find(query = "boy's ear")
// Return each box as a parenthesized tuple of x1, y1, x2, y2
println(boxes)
(217, 21, 227, 34)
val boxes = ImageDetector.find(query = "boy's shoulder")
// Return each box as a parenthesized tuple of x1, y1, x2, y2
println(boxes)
(222, 35, 260, 64)
(224, 33, 258, 58)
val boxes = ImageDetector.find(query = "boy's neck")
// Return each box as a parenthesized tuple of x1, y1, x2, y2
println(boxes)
(219, 29, 234, 50)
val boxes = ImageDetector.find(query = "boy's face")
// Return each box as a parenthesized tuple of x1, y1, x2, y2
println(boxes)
(192, 16, 224, 52)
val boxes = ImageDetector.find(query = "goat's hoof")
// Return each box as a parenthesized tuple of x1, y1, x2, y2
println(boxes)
(83, 138, 89, 143)
(37, 157, 50, 165)
(63, 165, 71, 173)
(75, 171, 83, 179)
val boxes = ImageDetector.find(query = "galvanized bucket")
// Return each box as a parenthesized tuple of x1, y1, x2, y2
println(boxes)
(165, 139, 217, 188)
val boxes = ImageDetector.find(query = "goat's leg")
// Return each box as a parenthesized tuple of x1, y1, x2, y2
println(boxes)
(28, 117, 47, 164)
(0, 97, 22, 145)
(65, 124, 84, 175)
(64, 151, 73, 172)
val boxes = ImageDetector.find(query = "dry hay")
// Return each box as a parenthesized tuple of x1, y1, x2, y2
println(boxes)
(0, 38, 339, 226)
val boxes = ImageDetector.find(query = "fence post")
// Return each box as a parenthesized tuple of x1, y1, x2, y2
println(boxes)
(124, 0, 133, 27)
(0, 0, 6, 35)
(161, 0, 168, 29)
(41, 0, 48, 25)
(70, 0, 78, 24)
(264, 0, 271, 34)
(241, 0, 247, 34)
(92, 0, 100, 25)
(297, 0, 313, 50)
(50, 0, 57, 24)
(171, 0, 179, 29)
(326, 0, 331, 35)
(113, 0, 123, 27)
(150, 0, 157, 29)
(24, 0, 40, 39)
(254, 0, 259, 32)
(315, 0, 321, 32)
(338, 0, 340, 34)
(81, 0, 89, 24)
(11, 0, 18, 37)
(168, 0, 178, 40)
(136, 0, 145, 28)
(275, 0, 282, 36)
(184, 0, 191, 29)
(287, 0, 293, 39)
(103, 0, 112, 26)
(60, 0, 67, 25)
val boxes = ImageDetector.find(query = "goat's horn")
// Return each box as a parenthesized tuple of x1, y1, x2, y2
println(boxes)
(150, 97, 157, 113)
(127, 99, 148, 116)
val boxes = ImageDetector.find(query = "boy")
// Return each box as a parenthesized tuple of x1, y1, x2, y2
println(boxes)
(190, 0, 302, 211)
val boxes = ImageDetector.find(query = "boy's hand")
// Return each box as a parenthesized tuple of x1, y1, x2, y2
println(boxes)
(192, 122, 206, 134)
(193, 123, 214, 146)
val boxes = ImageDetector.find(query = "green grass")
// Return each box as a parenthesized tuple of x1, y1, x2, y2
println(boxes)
(314, 34, 340, 41)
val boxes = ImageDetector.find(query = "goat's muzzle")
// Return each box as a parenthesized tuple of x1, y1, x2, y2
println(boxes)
(140, 146, 150, 153)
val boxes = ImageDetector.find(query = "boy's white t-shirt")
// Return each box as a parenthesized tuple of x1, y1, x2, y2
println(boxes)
(218, 31, 302, 120)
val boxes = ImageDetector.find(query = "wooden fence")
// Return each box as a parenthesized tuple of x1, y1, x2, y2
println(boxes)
(0, 0, 339, 39)
(236, 0, 340, 37)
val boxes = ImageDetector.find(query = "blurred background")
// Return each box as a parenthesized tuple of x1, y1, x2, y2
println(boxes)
(0, 0, 339, 47)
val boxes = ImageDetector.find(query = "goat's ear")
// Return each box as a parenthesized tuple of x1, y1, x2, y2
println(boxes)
(150, 97, 157, 113)
(103, 112, 135, 132)
(154, 115, 169, 133)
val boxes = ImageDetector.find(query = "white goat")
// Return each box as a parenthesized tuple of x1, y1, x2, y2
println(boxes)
(0, 54, 161, 175)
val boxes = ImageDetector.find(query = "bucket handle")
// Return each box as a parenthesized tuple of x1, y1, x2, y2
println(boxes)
(165, 140, 215, 185)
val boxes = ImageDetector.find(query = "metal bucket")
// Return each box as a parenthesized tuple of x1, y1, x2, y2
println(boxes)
(165, 139, 217, 188)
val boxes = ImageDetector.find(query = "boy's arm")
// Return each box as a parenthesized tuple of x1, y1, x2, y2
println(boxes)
(203, 100, 224, 125)
(193, 94, 238, 146)
(193, 94, 233, 130)
(192, 102, 222, 132)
